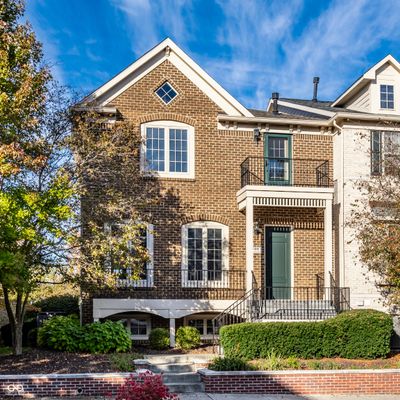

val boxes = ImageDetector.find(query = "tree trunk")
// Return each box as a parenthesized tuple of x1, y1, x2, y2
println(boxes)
(2, 286, 26, 355)
(13, 322, 23, 356)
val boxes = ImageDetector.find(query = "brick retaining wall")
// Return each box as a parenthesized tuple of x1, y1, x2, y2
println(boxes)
(198, 369, 400, 395)
(2, 369, 400, 397)
(0, 372, 131, 398)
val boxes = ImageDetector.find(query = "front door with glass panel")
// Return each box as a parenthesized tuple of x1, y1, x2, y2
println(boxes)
(264, 134, 292, 185)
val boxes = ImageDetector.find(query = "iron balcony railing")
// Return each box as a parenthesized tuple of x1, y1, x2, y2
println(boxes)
(240, 157, 332, 188)
(113, 268, 246, 290)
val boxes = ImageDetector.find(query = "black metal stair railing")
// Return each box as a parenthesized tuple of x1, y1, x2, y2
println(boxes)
(240, 157, 333, 188)
(212, 278, 351, 350)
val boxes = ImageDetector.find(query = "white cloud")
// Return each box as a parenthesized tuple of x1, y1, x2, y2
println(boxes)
(110, 0, 193, 56)
(208, 0, 400, 107)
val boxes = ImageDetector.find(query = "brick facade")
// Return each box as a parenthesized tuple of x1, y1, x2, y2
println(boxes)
(81, 58, 334, 324)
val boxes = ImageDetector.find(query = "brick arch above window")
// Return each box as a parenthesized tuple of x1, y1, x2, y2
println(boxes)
(137, 112, 196, 127)
(181, 213, 230, 227)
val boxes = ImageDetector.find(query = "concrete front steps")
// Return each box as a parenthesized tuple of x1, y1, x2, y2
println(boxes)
(134, 354, 212, 393)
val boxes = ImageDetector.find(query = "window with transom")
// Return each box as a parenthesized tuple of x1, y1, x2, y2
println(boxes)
(181, 221, 229, 287)
(141, 121, 194, 179)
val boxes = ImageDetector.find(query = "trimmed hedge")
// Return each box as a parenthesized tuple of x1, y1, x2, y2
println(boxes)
(220, 309, 393, 360)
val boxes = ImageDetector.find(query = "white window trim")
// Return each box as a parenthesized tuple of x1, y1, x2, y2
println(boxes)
(104, 222, 154, 288)
(123, 315, 151, 340)
(140, 121, 195, 179)
(181, 221, 229, 288)
(155, 81, 179, 105)
(379, 82, 395, 111)
(184, 314, 216, 339)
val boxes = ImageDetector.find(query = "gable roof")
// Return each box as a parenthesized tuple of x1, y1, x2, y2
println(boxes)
(80, 38, 253, 117)
(332, 55, 400, 107)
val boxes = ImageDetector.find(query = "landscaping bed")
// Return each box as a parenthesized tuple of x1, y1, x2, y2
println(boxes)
(248, 353, 400, 370)
(0, 348, 118, 374)
(0, 344, 215, 375)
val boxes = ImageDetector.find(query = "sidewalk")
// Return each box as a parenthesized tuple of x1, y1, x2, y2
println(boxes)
(179, 395, 400, 400)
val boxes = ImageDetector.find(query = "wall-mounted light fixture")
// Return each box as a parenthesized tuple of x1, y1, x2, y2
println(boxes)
(254, 221, 263, 235)
(253, 128, 262, 144)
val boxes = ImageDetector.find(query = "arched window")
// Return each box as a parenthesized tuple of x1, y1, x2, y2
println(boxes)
(181, 221, 229, 287)
(141, 121, 195, 179)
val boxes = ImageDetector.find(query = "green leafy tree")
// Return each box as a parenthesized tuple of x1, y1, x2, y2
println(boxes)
(0, 1, 159, 355)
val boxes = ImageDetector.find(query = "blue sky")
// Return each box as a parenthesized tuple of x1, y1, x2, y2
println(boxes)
(26, 0, 400, 109)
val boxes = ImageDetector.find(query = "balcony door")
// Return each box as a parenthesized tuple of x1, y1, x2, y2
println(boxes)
(264, 134, 292, 185)
(264, 227, 291, 299)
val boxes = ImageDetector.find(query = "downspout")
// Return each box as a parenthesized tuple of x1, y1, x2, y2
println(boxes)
(333, 119, 345, 288)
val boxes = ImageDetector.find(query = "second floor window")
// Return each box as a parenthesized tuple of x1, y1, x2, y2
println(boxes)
(141, 121, 194, 179)
(380, 85, 394, 109)
(371, 131, 400, 175)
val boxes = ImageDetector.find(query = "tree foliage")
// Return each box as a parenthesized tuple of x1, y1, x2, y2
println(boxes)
(350, 130, 400, 309)
(0, 1, 161, 355)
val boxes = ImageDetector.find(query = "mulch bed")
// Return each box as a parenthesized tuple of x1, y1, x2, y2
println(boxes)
(0, 345, 215, 375)
(0, 349, 116, 375)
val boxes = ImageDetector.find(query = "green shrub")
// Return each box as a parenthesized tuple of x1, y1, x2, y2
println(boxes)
(38, 315, 82, 352)
(220, 310, 392, 360)
(327, 309, 393, 358)
(149, 328, 170, 350)
(83, 321, 132, 353)
(209, 356, 252, 371)
(109, 353, 135, 372)
(176, 326, 201, 350)
(38, 316, 131, 353)
(254, 350, 285, 370)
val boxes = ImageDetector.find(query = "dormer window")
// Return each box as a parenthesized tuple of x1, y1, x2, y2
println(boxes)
(155, 82, 178, 105)
(380, 84, 394, 109)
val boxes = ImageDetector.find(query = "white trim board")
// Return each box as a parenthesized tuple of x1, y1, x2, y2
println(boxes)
(80, 38, 252, 118)
(333, 55, 400, 106)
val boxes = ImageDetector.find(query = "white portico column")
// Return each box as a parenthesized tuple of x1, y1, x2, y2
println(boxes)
(246, 196, 254, 292)
(169, 318, 176, 348)
(324, 198, 333, 288)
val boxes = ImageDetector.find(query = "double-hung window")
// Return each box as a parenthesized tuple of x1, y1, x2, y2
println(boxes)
(105, 222, 154, 288)
(185, 315, 214, 338)
(141, 121, 194, 179)
(380, 85, 394, 109)
(120, 316, 151, 340)
(371, 131, 400, 175)
(181, 221, 229, 287)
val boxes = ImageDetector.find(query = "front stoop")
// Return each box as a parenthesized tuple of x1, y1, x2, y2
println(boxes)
(134, 354, 212, 393)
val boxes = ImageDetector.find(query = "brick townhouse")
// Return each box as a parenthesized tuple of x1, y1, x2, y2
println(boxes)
(77, 38, 400, 346)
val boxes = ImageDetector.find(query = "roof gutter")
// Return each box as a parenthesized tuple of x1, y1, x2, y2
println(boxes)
(331, 112, 400, 124)
(217, 114, 330, 127)
(72, 105, 118, 114)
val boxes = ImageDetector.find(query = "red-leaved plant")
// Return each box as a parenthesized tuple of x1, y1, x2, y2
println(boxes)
(116, 372, 179, 400)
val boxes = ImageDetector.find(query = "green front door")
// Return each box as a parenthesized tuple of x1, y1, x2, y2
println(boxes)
(265, 227, 291, 299)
